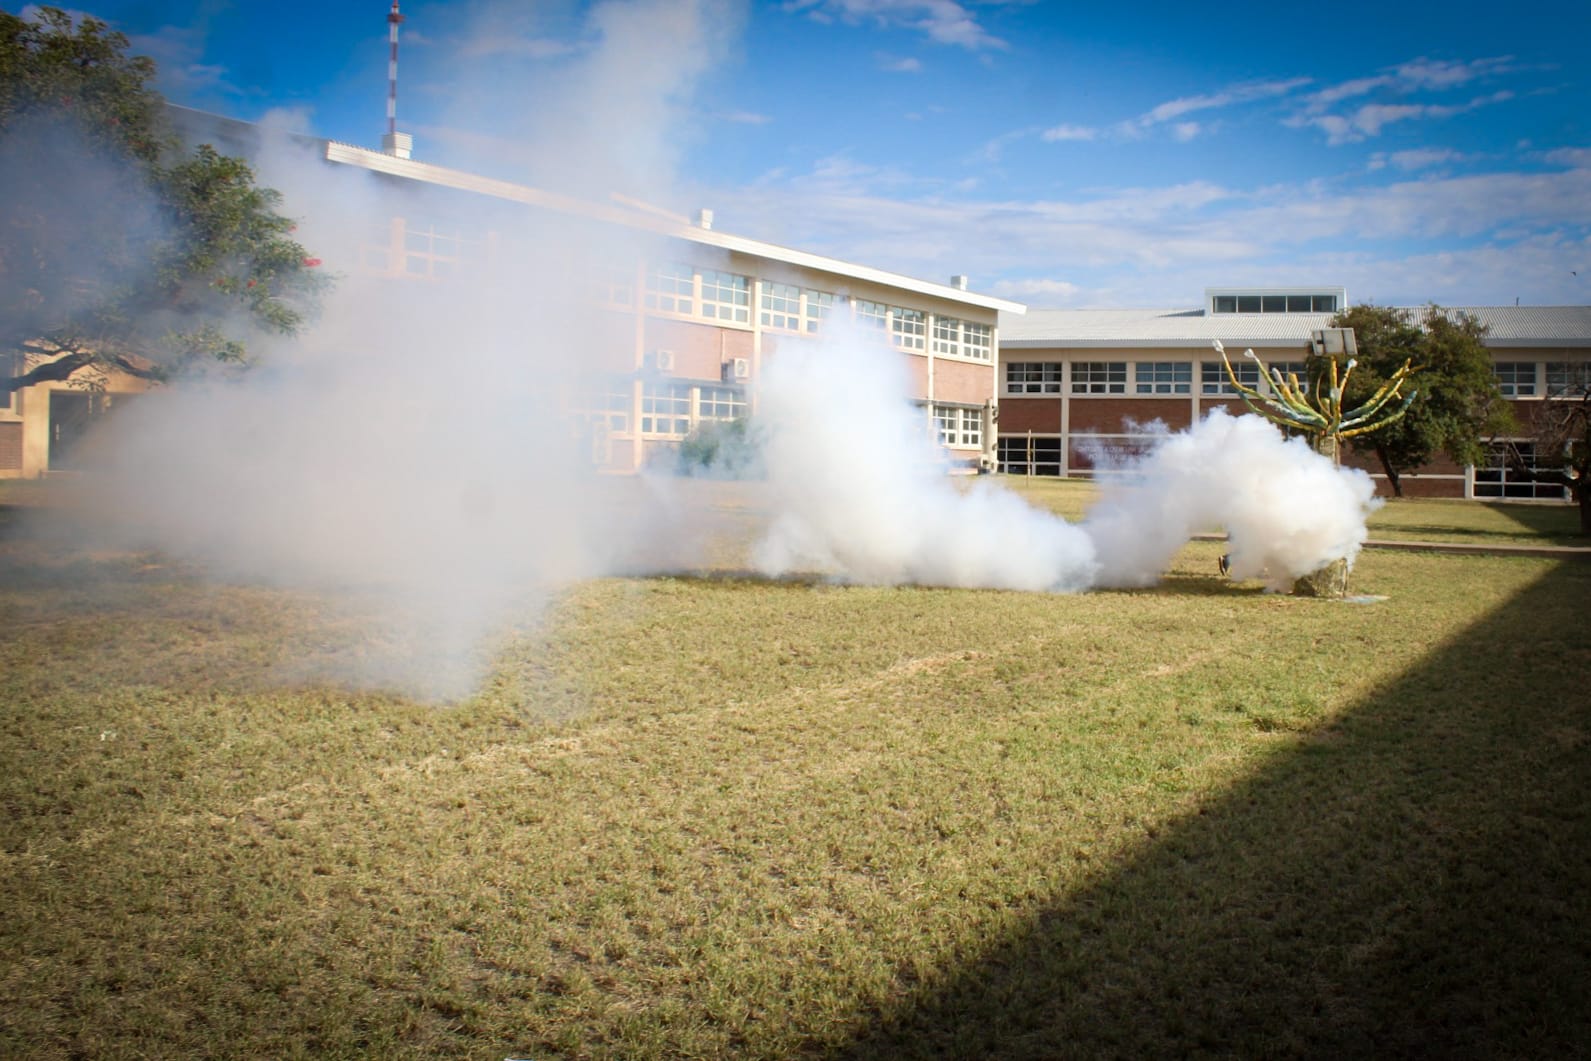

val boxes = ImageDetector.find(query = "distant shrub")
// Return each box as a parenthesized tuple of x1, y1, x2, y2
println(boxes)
(673, 418, 763, 479)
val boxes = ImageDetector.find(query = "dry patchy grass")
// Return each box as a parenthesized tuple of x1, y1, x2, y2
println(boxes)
(1, 485, 1588, 1058)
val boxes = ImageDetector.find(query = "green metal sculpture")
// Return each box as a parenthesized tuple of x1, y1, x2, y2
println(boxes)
(1215, 334, 1421, 597)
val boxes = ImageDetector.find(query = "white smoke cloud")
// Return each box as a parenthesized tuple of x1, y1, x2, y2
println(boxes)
(752, 322, 1098, 590)
(51, 0, 742, 699)
(752, 324, 1379, 595)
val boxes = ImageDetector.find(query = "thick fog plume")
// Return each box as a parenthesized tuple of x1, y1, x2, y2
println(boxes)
(1081, 413, 1379, 591)
(752, 327, 1378, 593)
(43, 0, 739, 699)
(753, 324, 1100, 590)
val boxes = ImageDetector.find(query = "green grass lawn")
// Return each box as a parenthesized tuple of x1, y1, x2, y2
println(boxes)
(2, 484, 1588, 1058)
(993, 472, 1587, 545)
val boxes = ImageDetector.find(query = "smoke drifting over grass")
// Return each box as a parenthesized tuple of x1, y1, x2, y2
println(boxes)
(753, 322, 1099, 591)
(45, 0, 741, 699)
(23, 0, 1377, 700)
(753, 327, 1380, 595)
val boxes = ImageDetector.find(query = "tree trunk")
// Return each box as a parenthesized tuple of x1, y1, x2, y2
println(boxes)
(1375, 444, 1403, 498)
(1292, 430, 1352, 598)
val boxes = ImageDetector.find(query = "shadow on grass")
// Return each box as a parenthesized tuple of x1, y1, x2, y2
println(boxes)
(832, 561, 1591, 1059)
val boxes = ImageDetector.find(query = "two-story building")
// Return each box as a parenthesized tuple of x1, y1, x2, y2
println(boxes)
(1, 110, 1023, 479)
(997, 287, 1591, 499)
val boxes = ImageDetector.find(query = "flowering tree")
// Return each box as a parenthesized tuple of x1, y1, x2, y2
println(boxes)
(1, 7, 324, 398)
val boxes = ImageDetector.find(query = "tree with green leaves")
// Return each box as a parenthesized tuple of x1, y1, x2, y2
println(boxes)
(1, 6, 323, 398)
(1332, 304, 1514, 497)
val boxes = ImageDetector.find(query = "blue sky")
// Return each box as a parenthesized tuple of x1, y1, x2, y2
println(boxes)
(30, 0, 1591, 308)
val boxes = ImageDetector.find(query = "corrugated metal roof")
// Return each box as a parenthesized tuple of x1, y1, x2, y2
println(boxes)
(1001, 305, 1591, 349)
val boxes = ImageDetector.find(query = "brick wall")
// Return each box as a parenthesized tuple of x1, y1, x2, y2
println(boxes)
(0, 421, 21, 470)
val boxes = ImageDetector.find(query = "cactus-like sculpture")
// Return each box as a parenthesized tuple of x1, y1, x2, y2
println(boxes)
(1215, 336, 1420, 597)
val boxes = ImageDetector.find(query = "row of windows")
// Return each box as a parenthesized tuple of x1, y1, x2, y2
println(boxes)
(760, 283, 834, 334)
(580, 382, 748, 439)
(1493, 361, 1591, 397)
(638, 264, 992, 361)
(1475, 442, 1567, 500)
(1212, 293, 1339, 314)
(365, 220, 485, 279)
(1008, 360, 1308, 397)
(645, 262, 754, 322)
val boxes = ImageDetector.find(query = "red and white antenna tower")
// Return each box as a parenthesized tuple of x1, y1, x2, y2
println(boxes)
(380, 1, 413, 158)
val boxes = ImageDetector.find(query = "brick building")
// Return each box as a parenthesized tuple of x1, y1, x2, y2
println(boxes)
(997, 287, 1591, 499)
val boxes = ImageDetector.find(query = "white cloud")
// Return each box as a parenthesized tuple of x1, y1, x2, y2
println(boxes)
(1544, 147, 1591, 168)
(703, 152, 1591, 307)
(1385, 148, 1463, 171)
(1171, 121, 1201, 143)
(454, 34, 579, 60)
(1137, 77, 1311, 128)
(1292, 56, 1520, 144)
(1395, 56, 1515, 89)
(877, 53, 924, 72)
(120, 22, 239, 98)
(718, 109, 772, 125)
(1040, 123, 1097, 142)
(990, 277, 1081, 303)
(1295, 89, 1516, 144)
(783, 0, 1006, 50)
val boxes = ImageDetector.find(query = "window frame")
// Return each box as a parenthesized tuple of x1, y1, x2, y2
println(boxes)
(1071, 362, 1127, 395)
(1134, 361, 1192, 395)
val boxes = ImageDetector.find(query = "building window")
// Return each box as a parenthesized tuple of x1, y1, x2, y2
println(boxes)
(1545, 362, 1591, 395)
(933, 404, 982, 448)
(700, 269, 751, 324)
(697, 385, 746, 422)
(891, 307, 926, 351)
(804, 290, 834, 332)
(574, 383, 631, 434)
(645, 262, 695, 316)
(997, 435, 1063, 476)
(1492, 362, 1537, 397)
(854, 299, 888, 332)
(1211, 293, 1338, 314)
(1134, 361, 1192, 395)
(1072, 362, 1127, 395)
(1202, 360, 1261, 396)
(1474, 442, 1565, 500)
(933, 318, 993, 361)
(641, 381, 693, 436)
(760, 282, 802, 331)
(403, 221, 469, 278)
(1006, 362, 1064, 394)
(963, 322, 992, 360)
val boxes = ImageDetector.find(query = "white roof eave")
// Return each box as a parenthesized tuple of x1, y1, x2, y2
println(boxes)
(324, 141, 1025, 316)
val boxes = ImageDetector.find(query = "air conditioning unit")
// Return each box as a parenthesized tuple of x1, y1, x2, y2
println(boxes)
(722, 357, 750, 382)
(653, 349, 675, 373)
